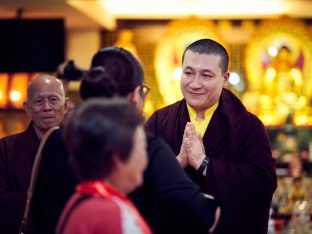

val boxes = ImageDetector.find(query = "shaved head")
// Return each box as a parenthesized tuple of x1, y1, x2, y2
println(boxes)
(24, 74, 68, 138)
(27, 75, 65, 101)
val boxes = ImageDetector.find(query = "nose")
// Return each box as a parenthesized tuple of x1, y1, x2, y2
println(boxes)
(189, 74, 201, 89)
(42, 98, 52, 111)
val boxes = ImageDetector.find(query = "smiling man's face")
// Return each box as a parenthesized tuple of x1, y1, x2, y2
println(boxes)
(181, 50, 229, 113)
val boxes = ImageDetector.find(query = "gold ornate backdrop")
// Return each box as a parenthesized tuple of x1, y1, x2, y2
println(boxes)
(2, 17, 312, 137)
(244, 17, 312, 126)
(120, 17, 312, 125)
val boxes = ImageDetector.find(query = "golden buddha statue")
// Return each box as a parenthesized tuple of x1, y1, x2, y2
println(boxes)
(114, 30, 139, 58)
(264, 46, 303, 106)
(288, 177, 308, 210)
(260, 45, 306, 124)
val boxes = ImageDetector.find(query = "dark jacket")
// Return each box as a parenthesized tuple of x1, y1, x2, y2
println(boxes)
(32, 129, 79, 234)
(0, 124, 40, 234)
(129, 135, 218, 234)
(145, 89, 277, 234)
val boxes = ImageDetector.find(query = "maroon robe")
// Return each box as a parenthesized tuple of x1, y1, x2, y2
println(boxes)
(0, 123, 40, 234)
(145, 89, 277, 234)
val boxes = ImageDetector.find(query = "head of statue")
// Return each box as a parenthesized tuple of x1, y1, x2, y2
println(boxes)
(277, 45, 292, 62)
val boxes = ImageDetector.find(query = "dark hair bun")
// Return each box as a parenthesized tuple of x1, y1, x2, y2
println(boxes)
(90, 46, 144, 96)
(80, 66, 119, 100)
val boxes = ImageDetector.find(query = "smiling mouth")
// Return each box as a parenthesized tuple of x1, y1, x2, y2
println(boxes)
(188, 92, 204, 96)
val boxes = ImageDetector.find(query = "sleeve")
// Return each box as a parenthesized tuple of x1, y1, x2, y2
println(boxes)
(130, 136, 218, 233)
(144, 112, 158, 135)
(0, 139, 27, 234)
(206, 118, 277, 232)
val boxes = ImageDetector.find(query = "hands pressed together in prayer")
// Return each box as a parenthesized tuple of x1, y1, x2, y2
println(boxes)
(177, 122, 207, 175)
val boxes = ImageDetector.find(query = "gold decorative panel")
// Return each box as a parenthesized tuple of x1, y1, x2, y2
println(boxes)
(244, 17, 312, 126)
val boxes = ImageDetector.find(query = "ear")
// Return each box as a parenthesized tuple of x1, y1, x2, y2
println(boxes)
(223, 72, 230, 88)
(64, 97, 72, 115)
(127, 86, 141, 104)
(23, 101, 32, 118)
(112, 154, 126, 172)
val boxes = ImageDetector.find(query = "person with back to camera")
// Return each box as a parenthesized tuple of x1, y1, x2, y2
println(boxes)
(145, 38, 277, 234)
(56, 98, 151, 234)
(32, 46, 220, 234)
(88, 47, 220, 234)
(0, 75, 69, 234)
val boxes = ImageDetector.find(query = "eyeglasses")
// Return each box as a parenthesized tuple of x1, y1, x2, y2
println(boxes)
(139, 84, 150, 97)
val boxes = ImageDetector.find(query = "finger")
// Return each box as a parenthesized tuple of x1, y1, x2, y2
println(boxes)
(185, 123, 194, 138)
(184, 137, 192, 149)
(182, 124, 188, 141)
(185, 126, 192, 139)
(190, 123, 197, 138)
(186, 122, 195, 135)
(181, 142, 187, 154)
(180, 141, 184, 152)
(197, 133, 205, 152)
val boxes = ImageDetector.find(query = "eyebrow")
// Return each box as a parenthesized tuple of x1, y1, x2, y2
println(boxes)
(184, 66, 216, 74)
(32, 94, 61, 99)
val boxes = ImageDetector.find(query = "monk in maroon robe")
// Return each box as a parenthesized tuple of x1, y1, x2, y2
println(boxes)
(0, 75, 69, 234)
(145, 39, 277, 234)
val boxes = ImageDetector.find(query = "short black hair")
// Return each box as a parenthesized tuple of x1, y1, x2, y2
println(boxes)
(182, 39, 229, 74)
(90, 46, 144, 96)
(64, 98, 144, 180)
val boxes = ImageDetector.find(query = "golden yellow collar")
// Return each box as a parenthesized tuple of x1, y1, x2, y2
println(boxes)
(186, 102, 219, 137)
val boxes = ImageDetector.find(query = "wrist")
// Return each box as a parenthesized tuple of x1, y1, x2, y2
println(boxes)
(194, 154, 206, 170)
(197, 156, 209, 176)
